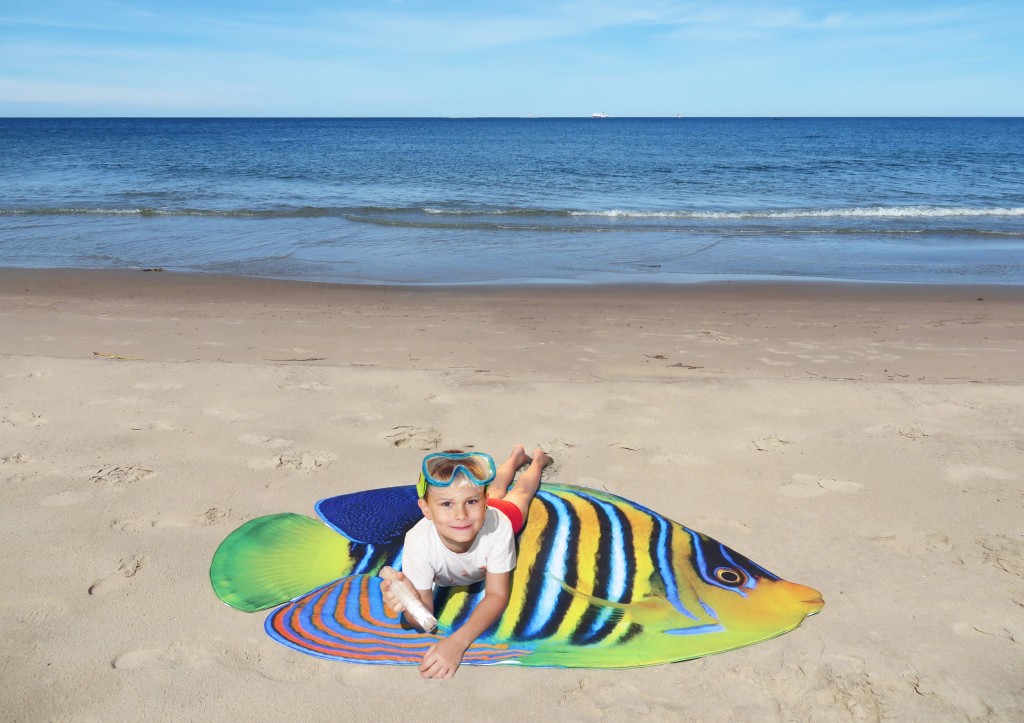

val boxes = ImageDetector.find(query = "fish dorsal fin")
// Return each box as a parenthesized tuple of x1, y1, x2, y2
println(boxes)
(315, 485, 421, 544)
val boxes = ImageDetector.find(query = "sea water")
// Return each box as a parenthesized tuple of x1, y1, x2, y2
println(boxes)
(1, 117, 1022, 285)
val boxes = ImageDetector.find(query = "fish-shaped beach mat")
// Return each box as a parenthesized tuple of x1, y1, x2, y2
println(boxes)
(210, 484, 823, 668)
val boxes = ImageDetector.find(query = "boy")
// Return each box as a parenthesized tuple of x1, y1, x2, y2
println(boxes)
(381, 445, 552, 679)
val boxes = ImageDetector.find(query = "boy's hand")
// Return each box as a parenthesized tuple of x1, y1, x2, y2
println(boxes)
(420, 637, 469, 679)
(380, 566, 415, 614)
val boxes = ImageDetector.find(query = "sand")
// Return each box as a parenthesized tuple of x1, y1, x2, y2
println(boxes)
(1, 269, 1022, 721)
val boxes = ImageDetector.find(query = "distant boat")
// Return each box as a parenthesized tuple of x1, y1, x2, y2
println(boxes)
(591, 112, 610, 119)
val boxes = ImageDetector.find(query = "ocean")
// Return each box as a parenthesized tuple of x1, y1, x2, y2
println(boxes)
(1, 117, 1022, 285)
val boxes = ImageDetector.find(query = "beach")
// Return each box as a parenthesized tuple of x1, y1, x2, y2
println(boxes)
(1, 268, 1022, 721)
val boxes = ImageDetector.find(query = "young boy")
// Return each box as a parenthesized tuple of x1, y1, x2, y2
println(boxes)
(381, 444, 552, 679)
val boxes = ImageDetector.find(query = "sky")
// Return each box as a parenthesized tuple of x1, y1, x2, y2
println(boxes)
(1, 0, 1022, 117)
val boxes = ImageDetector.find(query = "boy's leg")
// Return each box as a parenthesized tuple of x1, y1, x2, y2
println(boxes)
(502, 448, 552, 524)
(488, 445, 531, 500)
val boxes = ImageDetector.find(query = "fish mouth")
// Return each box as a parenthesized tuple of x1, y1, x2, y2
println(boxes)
(801, 596, 825, 614)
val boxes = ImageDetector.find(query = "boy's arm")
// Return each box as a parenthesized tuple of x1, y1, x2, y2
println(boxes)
(419, 569, 511, 679)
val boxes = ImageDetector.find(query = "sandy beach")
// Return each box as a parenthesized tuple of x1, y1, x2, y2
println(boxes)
(1, 268, 1022, 721)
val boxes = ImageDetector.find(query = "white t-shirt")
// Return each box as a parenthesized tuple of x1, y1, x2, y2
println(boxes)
(401, 507, 517, 590)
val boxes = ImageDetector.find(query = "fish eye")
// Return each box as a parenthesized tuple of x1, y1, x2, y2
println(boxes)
(713, 567, 747, 586)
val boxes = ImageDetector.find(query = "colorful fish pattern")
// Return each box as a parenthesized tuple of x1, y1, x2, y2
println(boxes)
(211, 484, 823, 668)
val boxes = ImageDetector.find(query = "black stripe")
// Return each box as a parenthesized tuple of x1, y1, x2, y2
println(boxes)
(512, 495, 585, 634)
(570, 495, 624, 645)
(616, 622, 644, 645)
(439, 581, 485, 630)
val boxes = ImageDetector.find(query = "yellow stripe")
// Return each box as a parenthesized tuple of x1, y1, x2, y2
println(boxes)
(552, 492, 601, 640)
(621, 502, 656, 598)
(496, 498, 548, 639)
(599, 499, 655, 641)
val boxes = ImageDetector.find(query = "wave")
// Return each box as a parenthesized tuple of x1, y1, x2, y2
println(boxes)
(567, 206, 1024, 220)
(4, 204, 1024, 222)
(0, 206, 335, 218)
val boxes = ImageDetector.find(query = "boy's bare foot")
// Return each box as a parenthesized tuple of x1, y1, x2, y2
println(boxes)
(490, 445, 532, 498)
(510, 444, 531, 470)
(531, 448, 553, 469)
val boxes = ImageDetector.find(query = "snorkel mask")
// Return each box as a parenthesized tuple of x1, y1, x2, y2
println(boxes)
(417, 451, 497, 498)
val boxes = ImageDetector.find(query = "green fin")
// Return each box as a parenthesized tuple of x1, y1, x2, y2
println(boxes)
(210, 513, 352, 612)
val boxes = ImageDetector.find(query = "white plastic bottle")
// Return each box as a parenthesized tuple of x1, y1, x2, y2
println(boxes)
(380, 566, 438, 633)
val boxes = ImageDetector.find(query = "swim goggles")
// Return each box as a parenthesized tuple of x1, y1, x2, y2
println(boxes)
(417, 452, 496, 498)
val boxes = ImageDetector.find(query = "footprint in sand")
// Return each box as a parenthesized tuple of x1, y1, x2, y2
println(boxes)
(88, 555, 147, 596)
(385, 426, 442, 450)
(0, 411, 49, 427)
(1, 451, 32, 464)
(2, 370, 49, 379)
(113, 508, 228, 531)
(203, 407, 259, 423)
(903, 669, 999, 720)
(41, 490, 92, 507)
(872, 532, 964, 564)
(924, 533, 965, 564)
(752, 435, 793, 452)
(154, 508, 228, 528)
(89, 464, 154, 489)
(112, 642, 218, 670)
(238, 433, 293, 449)
(779, 474, 863, 498)
(247, 451, 338, 474)
(976, 535, 1024, 578)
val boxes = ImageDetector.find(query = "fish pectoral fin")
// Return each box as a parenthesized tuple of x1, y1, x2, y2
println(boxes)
(549, 575, 627, 610)
(547, 574, 664, 625)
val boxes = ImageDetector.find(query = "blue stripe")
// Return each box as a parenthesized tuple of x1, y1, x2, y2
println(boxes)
(352, 543, 379, 575)
(573, 493, 628, 637)
(655, 519, 699, 621)
(720, 547, 757, 591)
(665, 623, 725, 636)
(521, 494, 571, 638)
(686, 529, 748, 598)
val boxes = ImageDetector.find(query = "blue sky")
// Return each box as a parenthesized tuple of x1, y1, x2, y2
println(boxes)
(2, 1, 1022, 116)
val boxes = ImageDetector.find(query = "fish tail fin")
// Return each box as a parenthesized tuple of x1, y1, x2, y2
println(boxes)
(210, 513, 353, 612)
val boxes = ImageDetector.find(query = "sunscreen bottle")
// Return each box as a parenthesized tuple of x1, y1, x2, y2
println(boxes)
(380, 567, 438, 633)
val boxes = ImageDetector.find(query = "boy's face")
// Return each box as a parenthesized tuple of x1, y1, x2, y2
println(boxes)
(417, 482, 487, 554)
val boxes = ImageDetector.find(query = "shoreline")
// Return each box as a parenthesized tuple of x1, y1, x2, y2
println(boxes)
(3, 266, 1022, 382)
(4, 265, 1024, 292)
(2, 265, 1022, 720)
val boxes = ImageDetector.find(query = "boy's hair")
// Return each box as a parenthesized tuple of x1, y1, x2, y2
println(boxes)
(421, 449, 490, 500)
